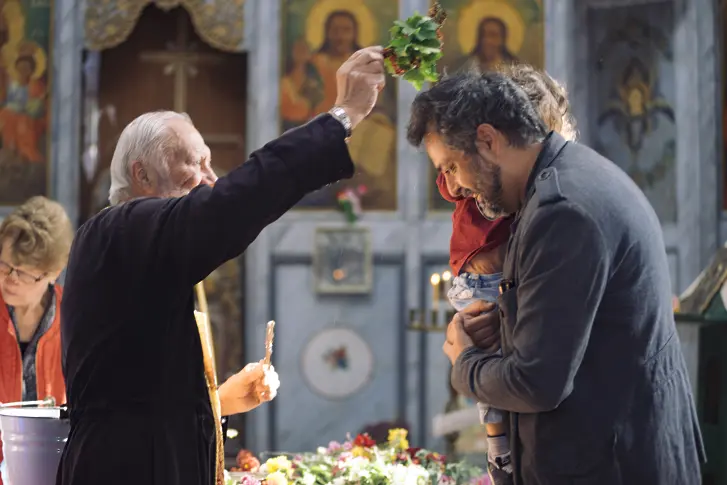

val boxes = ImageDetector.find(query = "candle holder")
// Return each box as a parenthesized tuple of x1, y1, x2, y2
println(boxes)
(407, 272, 456, 332)
(444, 374, 460, 460)
(406, 306, 456, 332)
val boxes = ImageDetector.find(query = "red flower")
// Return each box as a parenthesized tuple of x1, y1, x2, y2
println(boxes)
(236, 449, 261, 472)
(407, 447, 422, 457)
(353, 433, 376, 448)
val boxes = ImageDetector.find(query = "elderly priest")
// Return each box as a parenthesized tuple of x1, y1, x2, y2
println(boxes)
(56, 47, 386, 485)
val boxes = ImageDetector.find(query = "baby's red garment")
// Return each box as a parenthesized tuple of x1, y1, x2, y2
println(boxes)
(437, 173, 513, 274)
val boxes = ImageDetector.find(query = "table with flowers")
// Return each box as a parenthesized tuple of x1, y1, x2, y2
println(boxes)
(225, 428, 489, 485)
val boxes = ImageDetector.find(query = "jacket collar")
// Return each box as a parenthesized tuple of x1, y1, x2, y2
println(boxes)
(523, 131, 569, 203)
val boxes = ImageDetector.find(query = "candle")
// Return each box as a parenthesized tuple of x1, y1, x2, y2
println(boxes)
(441, 270, 452, 301)
(431, 272, 441, 314)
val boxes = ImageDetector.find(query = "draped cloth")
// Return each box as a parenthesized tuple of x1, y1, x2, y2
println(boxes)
(194, 282, 224, 485)
(84, 0, 245, 52)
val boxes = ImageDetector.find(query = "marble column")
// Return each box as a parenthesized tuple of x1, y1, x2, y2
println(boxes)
(50, 0, 84, 226)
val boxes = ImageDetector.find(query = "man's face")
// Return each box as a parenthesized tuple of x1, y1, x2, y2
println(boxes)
(425, 132, 509, 220)
(137, 118, 218, 199)
(327, 15, 356, 57)
(163, 119, 218, 196)
(17, 59, 33, 83)
(479, 20, 505, 62)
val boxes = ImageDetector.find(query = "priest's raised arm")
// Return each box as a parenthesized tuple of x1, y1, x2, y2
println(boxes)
(115, 47, 385, 287)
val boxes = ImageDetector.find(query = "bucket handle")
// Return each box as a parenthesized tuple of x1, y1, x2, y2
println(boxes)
(0, 396, 55, 409)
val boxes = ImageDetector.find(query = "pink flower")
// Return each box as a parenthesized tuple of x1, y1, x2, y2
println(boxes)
(469, 474, 492, 485)
(342, 441, 353, 451)
(239, 475, 261, 485)
(327, 441, 342, 452)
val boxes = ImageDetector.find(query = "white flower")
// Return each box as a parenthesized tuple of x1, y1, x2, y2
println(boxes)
(332, 478, 346, 485)
(388, 464, 430, 485)
(316, 446, 328, 455)
(301, 473, 316, 485)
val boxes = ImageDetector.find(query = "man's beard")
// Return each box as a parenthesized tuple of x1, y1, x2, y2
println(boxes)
(466, 153, 509, 220)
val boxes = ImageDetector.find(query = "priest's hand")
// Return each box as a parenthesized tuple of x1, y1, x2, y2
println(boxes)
(218, 361, 280, 416)
(335, 46, 386, 129)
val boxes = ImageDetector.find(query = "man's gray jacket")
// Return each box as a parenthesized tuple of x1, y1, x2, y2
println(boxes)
(451, 132, 706, 485)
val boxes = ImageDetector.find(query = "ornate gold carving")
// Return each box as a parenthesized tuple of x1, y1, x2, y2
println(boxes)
(84, 0, 244, 53)
(679, 248, 727, 316)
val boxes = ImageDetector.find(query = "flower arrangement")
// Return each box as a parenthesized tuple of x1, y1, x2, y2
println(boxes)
(225, 428, 487, 485)
(336, 185, 367, 224)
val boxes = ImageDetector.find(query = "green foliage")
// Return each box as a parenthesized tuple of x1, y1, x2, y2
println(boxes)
(384, 5, 446, 91)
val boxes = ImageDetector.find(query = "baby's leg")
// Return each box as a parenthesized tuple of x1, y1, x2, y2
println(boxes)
(478, 404, 513, 485)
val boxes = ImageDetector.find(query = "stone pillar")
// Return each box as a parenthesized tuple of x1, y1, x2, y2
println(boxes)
(50, 0, 84, 226)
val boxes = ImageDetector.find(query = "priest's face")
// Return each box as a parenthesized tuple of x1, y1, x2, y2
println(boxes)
(133, 118, 218, 199)
(163, 118, 218, 195)
(425, 132, 509, 220)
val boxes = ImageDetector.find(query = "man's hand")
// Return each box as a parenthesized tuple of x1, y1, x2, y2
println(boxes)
(461, 300, 501, 353)
(443, 314, 475, 364)
(218, 361, 280, 416)
(335, 46, 386, 128)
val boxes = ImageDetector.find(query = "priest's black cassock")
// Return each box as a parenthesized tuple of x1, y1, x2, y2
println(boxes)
(57, 115, 352, 485)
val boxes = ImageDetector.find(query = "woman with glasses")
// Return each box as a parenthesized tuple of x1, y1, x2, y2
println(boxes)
(0, 196, 74, 483)
(0, 196, 73, 407)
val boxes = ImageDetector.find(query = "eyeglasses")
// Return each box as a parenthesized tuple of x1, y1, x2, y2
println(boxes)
(0, 260, 46, 285)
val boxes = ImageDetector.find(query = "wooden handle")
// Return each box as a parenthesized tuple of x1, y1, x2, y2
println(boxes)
(264, 320, 275, 366)
(195, 282, 209, 316)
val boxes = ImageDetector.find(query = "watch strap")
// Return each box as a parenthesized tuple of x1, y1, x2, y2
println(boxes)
(328, 106, 353, 138)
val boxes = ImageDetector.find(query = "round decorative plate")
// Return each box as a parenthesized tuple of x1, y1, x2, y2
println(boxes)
(301, 327, 374, 400)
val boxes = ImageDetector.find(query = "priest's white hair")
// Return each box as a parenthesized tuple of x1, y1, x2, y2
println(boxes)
(108, 110, 192, 205)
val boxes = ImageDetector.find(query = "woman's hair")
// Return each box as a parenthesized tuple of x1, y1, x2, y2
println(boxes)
(0, 196, 74, 273)
(497, 63, 577, 141)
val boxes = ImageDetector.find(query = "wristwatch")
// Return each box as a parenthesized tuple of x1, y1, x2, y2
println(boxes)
(328, 106, 352, 139)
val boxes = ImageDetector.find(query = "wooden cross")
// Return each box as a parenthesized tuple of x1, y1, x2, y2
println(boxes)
(139, 11, 243, 150)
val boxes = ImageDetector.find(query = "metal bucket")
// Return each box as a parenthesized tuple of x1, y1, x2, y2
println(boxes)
(0, 406, 69, 485)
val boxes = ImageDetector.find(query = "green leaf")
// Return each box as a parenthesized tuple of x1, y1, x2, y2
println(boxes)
(412, 45, 441, 55)
(389, 36, 410, 48)
(394, 45, 408, 57)
(417, 16, 432, 26)
(418, 37, 440, 48)
(414, 28, 438, 41)
(403, 69, 426, 82)
(406, 14, 424, 26)
(421, 51, 443, 63)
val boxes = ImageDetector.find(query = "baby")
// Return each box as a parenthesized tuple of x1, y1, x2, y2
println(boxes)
(437, 64, 577, 485)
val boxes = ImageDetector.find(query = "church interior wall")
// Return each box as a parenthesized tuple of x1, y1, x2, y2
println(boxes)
(33, 0, 725, 457)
